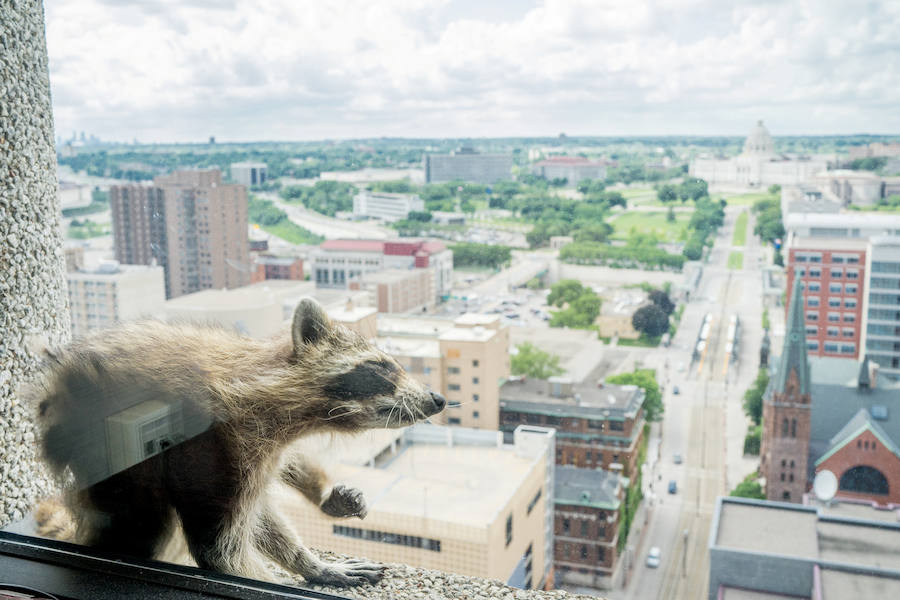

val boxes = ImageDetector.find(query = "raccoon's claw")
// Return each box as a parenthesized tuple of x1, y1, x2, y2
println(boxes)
(305, 558, 386, 586)
(321, 484, 368, 519)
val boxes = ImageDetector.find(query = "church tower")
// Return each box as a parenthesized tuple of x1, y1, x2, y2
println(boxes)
(760, 274, 812, 502)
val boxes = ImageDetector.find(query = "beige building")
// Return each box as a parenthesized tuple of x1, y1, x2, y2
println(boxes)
(351, 268, 435, 314)
(281, 424, 556, 590)
(375, 313, 510, 431)
(67, 261, 166, 338)
(110, 169, 250, 299)
(165, 280, 371, 339)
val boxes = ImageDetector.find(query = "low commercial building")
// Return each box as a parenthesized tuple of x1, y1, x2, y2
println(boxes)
(350, 268, 435, 314)
(708, 497, 900, 599)
(281, 424, 556, 590)
(352, 190, 424, 221)
(250, 254, 304, 283)
(424, 148, 513, 184)
(553, 466, 624, 589)
(67, 261, 166, 338)
(311, 239, 453, 302)
(57, 181, 92, 210)
(531, 157, 609, 186)
(849, 142, 900, 160)
(164, 280, 370, 339)
(230, 162, 267, 187)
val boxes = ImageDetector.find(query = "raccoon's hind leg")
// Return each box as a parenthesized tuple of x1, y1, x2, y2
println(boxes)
(280, 454, 367, 518)
(255, 507, 385, 587)
(78, 471, 173, 558)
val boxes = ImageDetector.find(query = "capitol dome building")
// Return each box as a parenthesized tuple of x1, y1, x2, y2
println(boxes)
(689, 121, 829, 188)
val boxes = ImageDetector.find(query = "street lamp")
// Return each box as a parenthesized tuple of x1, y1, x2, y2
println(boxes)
(682, 528, 689, 578)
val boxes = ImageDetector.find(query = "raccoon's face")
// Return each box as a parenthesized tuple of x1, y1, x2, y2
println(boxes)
(291, 299, 446, 431)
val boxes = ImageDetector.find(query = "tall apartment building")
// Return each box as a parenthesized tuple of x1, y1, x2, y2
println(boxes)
(352, 190, 425, 221)
(786, 238, 867, 360)
(311, 239, 453, 302)
(281, 424, 556, 590)
(531, 157, 610, 186)
(375, 313, 510, 430)
(424, 147, 513, 184)
(229, 162, 267, 187)
(110, 169, 250, 299)
(67, 260, 166, 338)
(866, 236, 900, 377)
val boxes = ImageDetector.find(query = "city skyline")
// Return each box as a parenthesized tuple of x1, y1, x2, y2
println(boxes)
(45, 0, 900, 143)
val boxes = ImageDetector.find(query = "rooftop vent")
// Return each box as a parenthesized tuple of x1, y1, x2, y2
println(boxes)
(607, 394, 617, 405)
(581, 491, 591, 502)
(871, 405, 889, 421)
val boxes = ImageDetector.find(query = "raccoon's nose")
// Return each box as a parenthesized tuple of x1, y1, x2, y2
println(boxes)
(429, 391, 446, 412)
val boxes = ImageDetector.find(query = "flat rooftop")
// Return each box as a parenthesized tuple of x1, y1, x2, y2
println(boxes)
(720, 588, 806, 600)
(377, 315, 456, 338)
(510, 326, 610, 382)
(328, 305, 378, 323)
(167, 281, 307, 310)
(361, 268, 425, 284)
(438, 326, 497, 343)
(819, 568, 900, 599)
(500, 367, 643, 420)
(715, 502, 819, 558)
(554, 466, 622, 510)
(454, 313, 501, 327)
(789, 236, 869, 251)
(376, 336, 441, 359)
(329, 441, 540, 527)
(818, 519, 900, 571)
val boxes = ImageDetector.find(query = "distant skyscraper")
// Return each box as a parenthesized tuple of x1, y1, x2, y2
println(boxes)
(424, 147, 513, 184)
(110, 169, 250, 299)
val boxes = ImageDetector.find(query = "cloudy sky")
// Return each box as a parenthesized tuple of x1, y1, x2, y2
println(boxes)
(44, 0, 900, 143)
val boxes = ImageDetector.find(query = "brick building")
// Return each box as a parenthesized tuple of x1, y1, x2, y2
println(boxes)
(553, 467, 624, 589)
(499, 374, 646, 478)
(250, 255, 304, 283)
(762, 276, 900, 505)
(349, 268, 435, 314)
(786, 239, 867, 360)
(110, 169, 250, 299)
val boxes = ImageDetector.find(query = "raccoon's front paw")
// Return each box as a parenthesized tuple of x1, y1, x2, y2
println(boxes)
(321, 485, 367, 519)
(305, 558, 385, 587)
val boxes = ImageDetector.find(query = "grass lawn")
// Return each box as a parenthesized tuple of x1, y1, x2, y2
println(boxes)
(620, 187, 659, 205)
(67, 221, 110, 239)
(610, 210, 692, 242)
(258, 221, 324, 245)
(728, 251, 744, 270)
(732, 211, 748, 246)
(721, 191, 775, 206)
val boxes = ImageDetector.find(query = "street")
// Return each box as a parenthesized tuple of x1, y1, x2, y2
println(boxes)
(602, 205, 764, 600)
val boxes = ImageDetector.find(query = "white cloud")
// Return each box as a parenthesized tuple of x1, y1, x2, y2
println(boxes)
(44, 0, 900, 142)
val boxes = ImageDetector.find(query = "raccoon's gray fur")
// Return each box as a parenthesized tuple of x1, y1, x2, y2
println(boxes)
(33, 298, 446, 586)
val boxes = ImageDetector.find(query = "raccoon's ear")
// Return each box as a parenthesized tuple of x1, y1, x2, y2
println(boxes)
(292, 298, 331, 349)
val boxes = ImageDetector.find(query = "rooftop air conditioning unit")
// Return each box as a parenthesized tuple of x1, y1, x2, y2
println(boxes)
(106, 400, 185, 475)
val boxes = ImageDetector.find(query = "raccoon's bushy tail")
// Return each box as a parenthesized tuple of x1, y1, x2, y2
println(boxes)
(34, 497, 76, 541)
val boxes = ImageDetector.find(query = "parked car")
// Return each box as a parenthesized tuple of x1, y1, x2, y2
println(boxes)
(672, 385, 680, 395)
(668, 480, 678, 494)
(646, 546, 661, 568)
(673, 453, 683, 465)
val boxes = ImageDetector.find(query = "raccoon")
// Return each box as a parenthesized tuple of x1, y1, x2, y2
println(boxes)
(33, 298, 446, 587)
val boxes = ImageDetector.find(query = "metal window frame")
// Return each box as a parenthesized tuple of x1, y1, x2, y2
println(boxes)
(0, 531, 349, 600)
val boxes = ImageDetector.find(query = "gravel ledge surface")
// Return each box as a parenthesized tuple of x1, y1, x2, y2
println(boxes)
(282, 551, 606, 600)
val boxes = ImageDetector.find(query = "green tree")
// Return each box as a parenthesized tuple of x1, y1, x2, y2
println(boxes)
(450, 243, 511, 269)
(632, 304, 669, 338)
(407, 211, 432, 222)
(648, 289, 675, 315)
(511, 343, 565, 379)
(742, 369, 769, 426)
(573, 223, 613, 244)
(657, 184, 678, 203)
(606, 369, 664, 422)
(547, 279, 589, 307)
(666, 205, 676, 222)
(767, 184, 782, 195)
(730, 473, 765, 499)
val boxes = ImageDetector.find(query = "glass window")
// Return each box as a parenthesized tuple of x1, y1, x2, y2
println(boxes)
(841, 344, 856, 354)
(825, 342, 839, 353)
(845, 299, 857, 308)
(807, 340, 819, 351)
(807, 311, 819, 321)
(472, 377, 479, 384)
(828, 297, 841, 307)
(447, 366, 460, 375)
(830, 269, 842, 279)
(809, 268, 822, 277)
(844, 313, 856, 323)
(846, 284, 858, 294)
(829, 283, 842, 293)
(846, 270, 859, 279)
(805, 325, 818, 336)
(808, 296, 820, 307)
(807, 282, 821, 292)
(448, 384, 461, 391)
(827, 327, 839, 337)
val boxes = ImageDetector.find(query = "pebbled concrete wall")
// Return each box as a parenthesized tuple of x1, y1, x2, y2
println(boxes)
(0, 0, 69, 526)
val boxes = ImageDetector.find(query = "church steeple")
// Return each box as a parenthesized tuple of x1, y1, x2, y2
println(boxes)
(775, 273, 810, 396)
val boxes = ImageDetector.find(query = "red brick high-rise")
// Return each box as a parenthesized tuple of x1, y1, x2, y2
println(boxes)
(111, 169, 250, 298)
